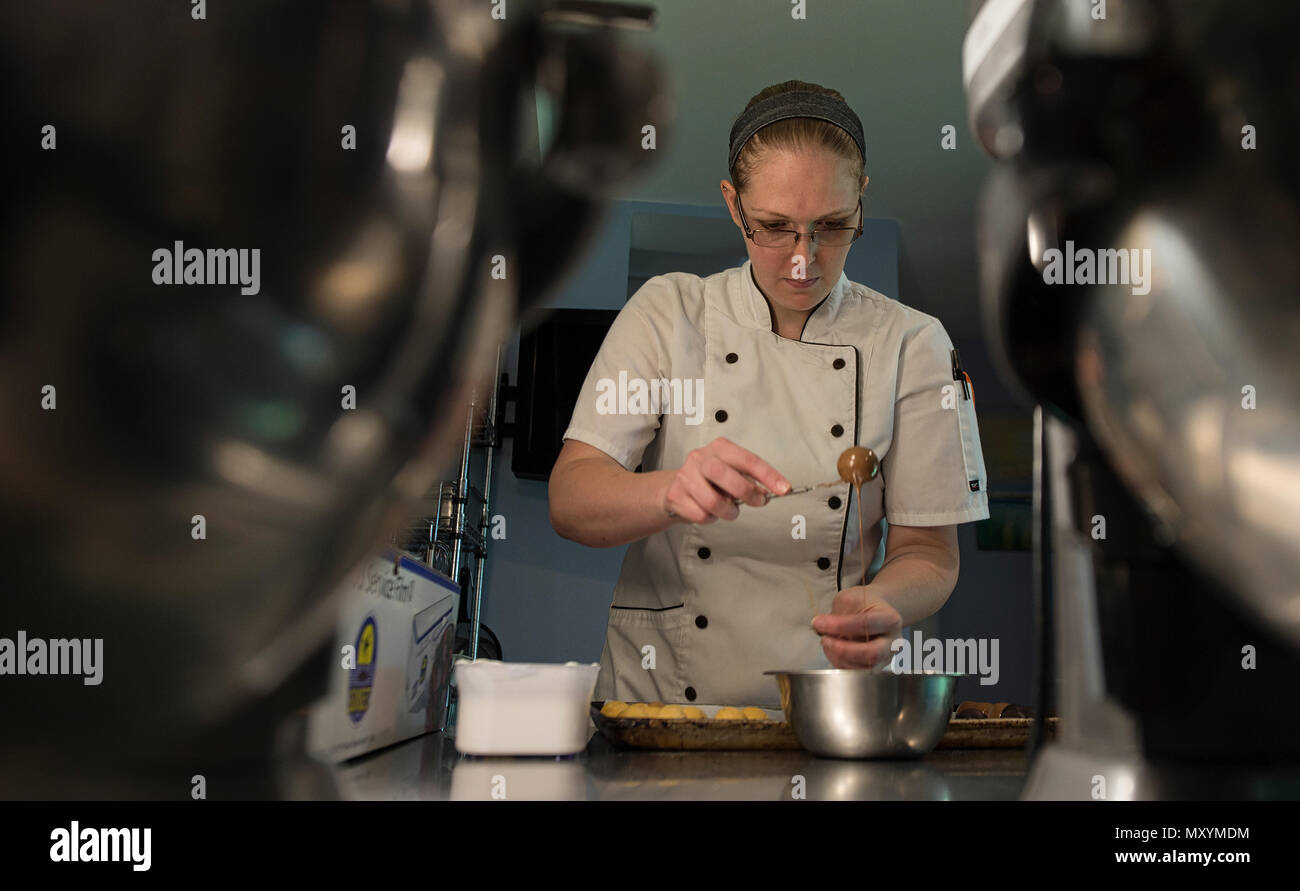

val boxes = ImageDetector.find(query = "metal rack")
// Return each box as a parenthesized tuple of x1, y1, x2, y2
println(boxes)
(394, 342, 505, 660)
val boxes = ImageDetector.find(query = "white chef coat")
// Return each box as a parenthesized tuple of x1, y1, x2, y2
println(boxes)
(563, 259, 989, 708)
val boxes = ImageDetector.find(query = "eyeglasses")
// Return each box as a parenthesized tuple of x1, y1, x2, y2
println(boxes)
(735, 192, 863, 248)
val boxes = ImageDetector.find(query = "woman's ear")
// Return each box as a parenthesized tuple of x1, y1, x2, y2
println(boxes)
(721, 181, 741, 226)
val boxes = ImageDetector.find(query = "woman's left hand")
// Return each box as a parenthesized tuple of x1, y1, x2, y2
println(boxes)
(812, 587, 902, 669)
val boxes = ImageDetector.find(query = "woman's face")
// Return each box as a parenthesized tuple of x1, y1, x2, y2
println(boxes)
(721, 148, 865, 321)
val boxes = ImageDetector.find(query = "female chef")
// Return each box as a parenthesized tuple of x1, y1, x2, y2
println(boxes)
(548, 81, 990, 708)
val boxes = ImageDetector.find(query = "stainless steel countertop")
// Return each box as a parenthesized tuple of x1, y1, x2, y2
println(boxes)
(329, 730, 1030, 800)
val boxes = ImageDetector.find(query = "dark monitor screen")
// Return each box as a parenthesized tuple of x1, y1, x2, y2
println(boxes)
(511, 308, 619, 481)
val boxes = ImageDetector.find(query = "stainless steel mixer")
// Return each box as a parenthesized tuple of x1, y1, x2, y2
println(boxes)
(964, 0, 1300, 798)
(0, 0, 671, 798)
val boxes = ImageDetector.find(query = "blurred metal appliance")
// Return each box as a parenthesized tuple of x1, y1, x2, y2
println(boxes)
(0, 0, 669, 798)
(964, 0, 1300, 798)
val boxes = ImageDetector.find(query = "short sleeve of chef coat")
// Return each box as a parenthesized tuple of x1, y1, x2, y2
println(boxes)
(561, 284, 669, 471)
(882, 319, 991, 526)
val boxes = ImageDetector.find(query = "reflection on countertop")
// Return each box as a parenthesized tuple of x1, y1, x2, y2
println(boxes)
(328, 731, 1029, 801)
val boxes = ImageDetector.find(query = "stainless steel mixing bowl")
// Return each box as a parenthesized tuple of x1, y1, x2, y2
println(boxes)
(764, 669, 960, 758)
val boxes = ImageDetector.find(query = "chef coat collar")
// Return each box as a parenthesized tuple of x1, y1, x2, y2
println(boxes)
(739, 259, 850, 339)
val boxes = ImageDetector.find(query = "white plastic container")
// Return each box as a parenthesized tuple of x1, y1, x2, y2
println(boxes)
(453, 659, 600, 756)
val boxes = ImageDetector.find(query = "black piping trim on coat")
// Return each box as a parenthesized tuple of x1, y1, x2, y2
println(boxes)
(797, 294, 832, 340)
(610, 603, 685, 611)
(752, 264, 832, 340)
(740, 271, 858, 590)
(837, 345, 860, 590)
(789, 335, 858, 592)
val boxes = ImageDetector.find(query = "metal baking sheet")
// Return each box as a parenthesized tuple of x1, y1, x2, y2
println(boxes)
(934, 717, 1059, 750)
(592, 702, 1059, 751)
(591, 702, 800, 750)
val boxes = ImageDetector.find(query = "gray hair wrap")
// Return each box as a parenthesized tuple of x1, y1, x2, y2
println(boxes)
(728, 89, 865, 175)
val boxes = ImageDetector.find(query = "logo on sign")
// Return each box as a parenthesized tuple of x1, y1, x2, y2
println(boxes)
(348, 616, 378, 724)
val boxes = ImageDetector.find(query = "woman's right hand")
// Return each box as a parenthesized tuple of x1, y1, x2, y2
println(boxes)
(661, 437, 792, 524)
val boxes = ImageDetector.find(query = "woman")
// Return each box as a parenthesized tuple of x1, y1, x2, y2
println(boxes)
(549, 81, 989, 708)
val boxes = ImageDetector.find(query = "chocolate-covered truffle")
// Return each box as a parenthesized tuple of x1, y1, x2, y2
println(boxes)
(837, 446, 879, 487)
